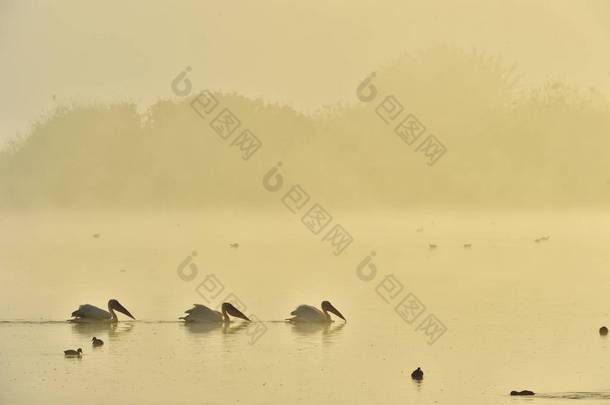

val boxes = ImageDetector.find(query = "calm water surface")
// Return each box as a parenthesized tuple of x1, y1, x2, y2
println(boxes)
(1, 211, 609, 404)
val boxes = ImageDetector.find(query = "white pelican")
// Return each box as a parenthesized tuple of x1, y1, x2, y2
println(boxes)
(91, 337, 104, 347)
(287, 301, 346, 323)
(69, 299, 135, 323)
(180, 303, 251, 323)
(64, 348, 82, 357)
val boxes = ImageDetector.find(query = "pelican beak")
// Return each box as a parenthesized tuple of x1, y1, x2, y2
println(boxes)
(225, 304, 251, 322)
(113, 301, 135, 319)
(328, 304, 346, 322)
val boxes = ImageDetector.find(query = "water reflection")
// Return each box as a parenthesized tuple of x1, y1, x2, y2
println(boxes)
(70, 321, 135, 338)
(290, 322, 345, 340)
(182, 321, 250, 335)
(411, 379, 423, 392)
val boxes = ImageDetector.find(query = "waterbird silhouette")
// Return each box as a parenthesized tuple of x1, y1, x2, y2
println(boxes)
(287, 301, 346, 323)
(64, 348, 82, 357)
(511, 390, 535, 396)
(180, 303, 251, 323)
(69, 299, 135, 323)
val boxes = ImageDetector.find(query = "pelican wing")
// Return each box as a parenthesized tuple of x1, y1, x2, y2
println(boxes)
(184, 304, 212, 314)
(290, 305, 326, 322)
(181, 304, 222, 322)
(71, 304, 111, 320)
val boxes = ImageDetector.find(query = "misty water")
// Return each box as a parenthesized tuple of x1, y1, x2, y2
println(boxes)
(3, 0, 610, 403)
(1, 211, 609, 404)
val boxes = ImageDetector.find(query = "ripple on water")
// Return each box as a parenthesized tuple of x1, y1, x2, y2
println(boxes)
(535, 392, 610, 400)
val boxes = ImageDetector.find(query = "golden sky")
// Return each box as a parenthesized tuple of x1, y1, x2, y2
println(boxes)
(1, 0, 609, 145)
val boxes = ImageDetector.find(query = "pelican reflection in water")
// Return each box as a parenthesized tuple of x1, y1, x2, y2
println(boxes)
(69, 299, 135, 323)
(180, 303, 251, 323)
(183, 321, 250, 336)
(287, 301, 346, 323)
(70, 320, 134, 339)
(290, 321, 346, 338)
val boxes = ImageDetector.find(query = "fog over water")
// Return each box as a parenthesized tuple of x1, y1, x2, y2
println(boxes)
(1, 1, 609, 404)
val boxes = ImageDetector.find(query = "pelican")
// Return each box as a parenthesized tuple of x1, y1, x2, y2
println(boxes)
(64, 348, 82, 357)
(91, 337, 104, 347)
(69, 299, 135, 323)
(287, 301, 346, 323)
(180, 303, 251, 323)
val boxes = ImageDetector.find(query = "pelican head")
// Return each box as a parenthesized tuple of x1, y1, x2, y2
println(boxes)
(108, 299, 135, 320)
(321, 300, 346, 322)
(221, 302, 251, 322)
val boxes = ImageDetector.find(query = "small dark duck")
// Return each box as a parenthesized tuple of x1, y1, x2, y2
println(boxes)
(64, 348, 82, 357)
(411, 367, 423, 381)
(92, 337, 104, 347)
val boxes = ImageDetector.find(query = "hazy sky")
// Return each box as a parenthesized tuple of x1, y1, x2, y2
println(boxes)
(1, 0, 609, 146)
